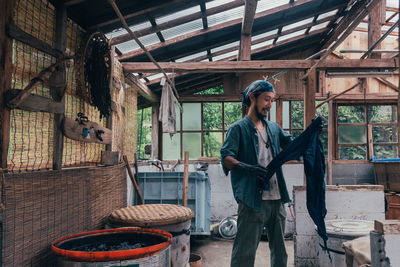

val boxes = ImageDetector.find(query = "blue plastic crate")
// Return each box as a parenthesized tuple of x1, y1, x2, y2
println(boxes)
(135, 171, 211, 235)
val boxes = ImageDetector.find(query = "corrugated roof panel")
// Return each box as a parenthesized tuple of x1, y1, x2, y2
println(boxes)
(156, 5, 200, 24)
(105, 21, 152, 38)
(213, 50, 238, 61)
(176, 51, 208, 62)
(161, 19, 204, 40)
(277, 29, 306, 42)
(147, 73, 168, 81)
(282, 17, 314, 31)
(252, 29, 278, 41)
(115, 33, 160, 53)
(387, 0, 399, 7)
(251, 39, 274, 50)
(211, 41, 239, 53)
(309, 21, 329, 32)
(208, 5, 244, 27)
(206, 0, 233, 9)
(318, 9, 338, 20)
(256, 0, 288, 12)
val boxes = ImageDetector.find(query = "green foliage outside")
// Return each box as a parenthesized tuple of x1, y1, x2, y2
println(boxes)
(137, 107, 152, 159)
(195, 85, 224, 95)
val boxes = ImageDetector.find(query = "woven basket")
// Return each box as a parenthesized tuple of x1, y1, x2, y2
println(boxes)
(109, 204, 194, 227)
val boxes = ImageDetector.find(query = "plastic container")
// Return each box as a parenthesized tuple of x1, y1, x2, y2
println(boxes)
(51, 228, 172, 267)
(318, 219, 374, 267)
(136, 171, 211, 234)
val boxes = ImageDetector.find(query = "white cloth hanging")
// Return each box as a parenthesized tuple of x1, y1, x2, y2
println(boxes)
(159, 82, 176, 135)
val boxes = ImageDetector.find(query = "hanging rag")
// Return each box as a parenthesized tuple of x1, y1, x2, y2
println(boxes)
(263, 116, 330, 258)
(159, 82, 176, 135)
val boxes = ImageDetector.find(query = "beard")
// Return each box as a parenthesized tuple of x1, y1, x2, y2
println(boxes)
(254, 103, 267, 120)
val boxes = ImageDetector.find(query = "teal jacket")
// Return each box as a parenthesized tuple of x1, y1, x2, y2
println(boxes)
(220, 116, 292, 211)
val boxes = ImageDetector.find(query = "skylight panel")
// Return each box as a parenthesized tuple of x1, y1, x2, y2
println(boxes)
(115, 33, 159, 53)
(318, 9, 338, 20)
(213, 50, 238, 61)
(386, 11, 397, 23)
(206, 0, 233, 9)
(162, 19, 203, 40)
(208, 6, 244, 27)
(282, 17, 314, 32)
(309, 21, 329, 32)
(105, 21, 152, 39)
(277, 29, 305, 42)
(256, 0, 288, 12)
(252, 29, 278, 41)
(156, 5, 200, 24)
(211, 41, 239, 53)
(251, 39, 274, 50)
(386, 0, 399, 8)
(147, 73, 167, 81)
(176, 51, 208, 62)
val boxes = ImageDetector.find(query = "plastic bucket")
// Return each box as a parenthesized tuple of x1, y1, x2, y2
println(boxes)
(52, 228, 172, 266)
(318, 219, 374, 267)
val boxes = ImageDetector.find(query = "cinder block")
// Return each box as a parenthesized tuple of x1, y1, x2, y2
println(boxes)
(385, 234, 400, 265)
(295, 212, 317, 235)
(294, 234, 319, 259)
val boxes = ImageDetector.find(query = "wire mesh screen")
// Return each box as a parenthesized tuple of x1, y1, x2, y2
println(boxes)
(8, 0, 105, 172)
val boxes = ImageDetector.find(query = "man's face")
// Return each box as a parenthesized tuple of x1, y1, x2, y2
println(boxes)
(253, 91, 275, 117)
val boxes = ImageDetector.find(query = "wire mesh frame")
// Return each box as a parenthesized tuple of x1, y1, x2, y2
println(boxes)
(8, 0, 106, 172)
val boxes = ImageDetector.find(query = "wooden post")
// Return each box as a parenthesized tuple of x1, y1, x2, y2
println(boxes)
(368, 124, 374, 160)
(327, 100, 334, 185)
(275, 99, 283, 127)
(182, 151, 189, 207)
(304, 69, 316, 129)
(0, 0, 16, 169)
(52, 2, 67, 170)
(123, 155, 144, 205)
(368, 0, 385, 59)
(151, 103, 160, 159)
(106, 45, 115, 151)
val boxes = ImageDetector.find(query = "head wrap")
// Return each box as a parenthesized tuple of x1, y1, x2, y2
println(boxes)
(241, 80, 275, 107)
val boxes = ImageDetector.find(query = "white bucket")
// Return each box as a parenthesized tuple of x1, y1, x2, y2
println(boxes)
(318, 219, 374, 267)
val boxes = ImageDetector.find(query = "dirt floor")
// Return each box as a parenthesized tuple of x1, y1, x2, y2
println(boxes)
(190, 236, 294, 267)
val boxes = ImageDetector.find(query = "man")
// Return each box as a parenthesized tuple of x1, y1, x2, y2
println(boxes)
(220, 80, 292, 267)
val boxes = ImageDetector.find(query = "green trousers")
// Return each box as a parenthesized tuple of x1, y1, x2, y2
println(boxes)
(231, 200, 287, 267)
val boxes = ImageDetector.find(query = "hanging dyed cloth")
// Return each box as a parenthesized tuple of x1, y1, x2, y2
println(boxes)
(159, 82, 176, 136)
(263, 116, 330, 258)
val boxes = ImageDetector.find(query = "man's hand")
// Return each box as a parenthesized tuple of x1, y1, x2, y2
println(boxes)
(233, 162, 268, 178)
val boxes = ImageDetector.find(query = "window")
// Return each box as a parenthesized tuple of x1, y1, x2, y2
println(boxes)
(282, 100, 303, 138)
(162, 101, 242, 160)
(336, 104, 398, 160)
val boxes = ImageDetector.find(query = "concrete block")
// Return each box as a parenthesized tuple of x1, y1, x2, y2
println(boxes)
(295, 212, 316, 235)
(282, 164, 304, 178)
(385, 234, 400, 265)
(294, 257, 319, 267)
(333, 164, 357, 177)
(325, 191, 384, 213)
(294, 234, 319, 259)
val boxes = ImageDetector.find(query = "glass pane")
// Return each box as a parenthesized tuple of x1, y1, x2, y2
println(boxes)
(369, 105, 397, 123)
(291, 130, 302, 139)
(374, 145, 398, 159)
(316, 101, 329, 128)
(319, 130, 328, 158)
(373, 126, 398, 143)
(203, 132, 223, 158)
(269, 101, 276, 122)
(163, 133, 180, 160)
(339, 146, 367, 160)
(224, 102, 242, 129)
(182, 103, 201, 130)
(175, 104, 181, 130)
(338, 126, 366, 144)
(182, 133, 201, 159)
(291, 101, 304, 129)
(283, 101, 289, 129)
(137, 107, 152, 159)
(203, 102, 222, 130)
(338, 106, 365, 123)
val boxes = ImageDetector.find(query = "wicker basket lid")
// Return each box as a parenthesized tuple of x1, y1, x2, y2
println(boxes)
(109, 204, 194, 227)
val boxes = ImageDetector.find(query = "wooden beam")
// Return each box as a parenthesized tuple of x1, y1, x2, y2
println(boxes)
(368, 0, 383, 59)
(375, 77, 399, 92)
(125, 73, 158, 102)
(238, 0, 258, 61)
(148, 15, 165, 43)
(315, 82, 361, 109)
(327, 100, 333, 184)
(110, 0, 245, 45)
(106, 45, 115, 152)
(199, 0, 208, 29)
(354, 27, 399, 36)
(92, 0, 188, 30)
(52, 2, 67, 170)
(182, 151, 189, 207)
(5, 89, 65, 114)
(304, 69, 316, 128)
(179, 95, 241, 102)
(6, 23, 63, 58)
(0, 0, 16, 169)
(275, 99, 283, 128)
(303, 0, 382, 79)
(117, 0, 316, 60)
(122, 59, 398, 73)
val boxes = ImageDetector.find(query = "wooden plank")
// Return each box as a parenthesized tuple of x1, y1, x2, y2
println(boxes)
(304, 69, 316, 128)
(122, 59, 398, 73)
(275, 99, 283, 128)
(62, 117, 112, 144)
(125, 73, 159, 102)
(52, 2, 67, 170)
(182, 151, 189, 207)
(117, 0, 316, 60)
(151, 103, 159, 160)
(106, 45, 115, 151)
(123, 155, 144, 205)
(374, 220, 400, 235)
(368, 124, 373, 160)
(315, 82, 361, 109)
(240, 0, 258, 62)
(0, 0, 15, 169)
(6, 23, 62, 58)
(327, 100, 333, 185)
(5, 89, 65, 114)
